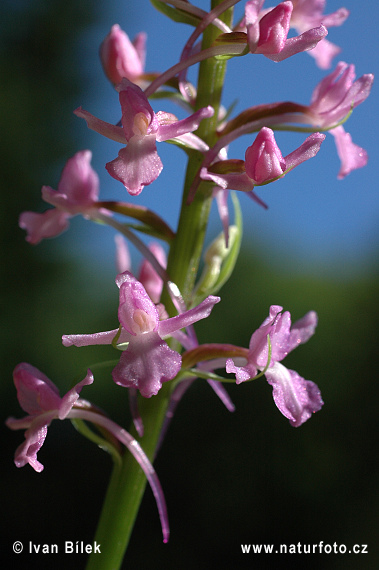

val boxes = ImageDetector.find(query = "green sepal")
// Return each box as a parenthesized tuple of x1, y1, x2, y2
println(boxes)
(149, 0, 201, 26)
(95, 201, 175, 243)
(212, 32, 249, 60)
(217, 101, 310, 137)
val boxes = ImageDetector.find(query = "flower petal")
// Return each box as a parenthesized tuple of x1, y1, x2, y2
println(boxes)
(19, 209, 69, 244)
(106, 135, 163, 195)
(265, 362, 323, 426)
(112, 332, 181, 397)
(13, 363, 61, 415)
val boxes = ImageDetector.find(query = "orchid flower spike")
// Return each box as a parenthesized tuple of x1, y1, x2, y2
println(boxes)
(75, 79, 214, 195)
(62, 271, 220, 398)
(226, 306, 323, 426)
(6, 363, 170, 542)
(19, 150, 100, 244)
(201, 127, 325, 193)
(100, 25, 146, 86)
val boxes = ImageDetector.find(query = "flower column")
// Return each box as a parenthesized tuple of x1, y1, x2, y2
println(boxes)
(86, 3, 234, 569)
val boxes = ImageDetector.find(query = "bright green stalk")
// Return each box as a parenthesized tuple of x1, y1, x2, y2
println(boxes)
(86, 3, 233, 568)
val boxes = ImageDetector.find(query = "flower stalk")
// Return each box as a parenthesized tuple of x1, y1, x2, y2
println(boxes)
(86, 2, 234, 567)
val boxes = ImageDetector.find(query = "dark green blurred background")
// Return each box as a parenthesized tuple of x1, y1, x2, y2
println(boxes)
(1, 1, 378, 568)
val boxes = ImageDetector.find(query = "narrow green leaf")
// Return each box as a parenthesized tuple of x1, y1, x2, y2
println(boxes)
(150, 0, 201, 26)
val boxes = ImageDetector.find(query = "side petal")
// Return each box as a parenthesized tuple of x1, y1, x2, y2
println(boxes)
(265, 362, 323, 427)
(74, 107, 127, 144)
(158, 295, 220, 338)
(59, 369, 94, 420)
(288, 311, 318, 351)
(264, 25, 328, 62)
(62, 328, 131, 347)
(156, 106, 214, 142)
(284, 132, 325, 172)
(19, 209, 69, 244)
(106, 136, 163, 195)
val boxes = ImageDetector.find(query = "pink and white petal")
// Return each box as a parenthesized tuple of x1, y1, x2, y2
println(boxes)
(59, 369, 94, 420)
(19, 209, 70, 244)
(57, 150, 99, 204)
(13, 424, 48, 472)
(226, 357, 257, 384)
(74, 107, 127, 144)
(265, 362, 323, 427)
(118, 277, 159, 334)
(201, 168, 255, 192)
(115, 234, 131, 274)
(112, 332, 181, 397)
(257, 2, 292, 55)
(307, 38, 341, 69)
(62, 328, 131, 347)
(330, 125, 368, 179)
(264, 25, 328, 62)
(13, 363, 61, 415)
(284, 132, 325, 171)
(158, 295, 220, 338)
(156, 106, 214, 142)
(288, 311, 318, 351)
(106, 136, 163, 195)
(138, 242, 166, 304)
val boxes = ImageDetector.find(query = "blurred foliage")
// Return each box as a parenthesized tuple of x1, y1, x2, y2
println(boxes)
(1, 1, 378, 569)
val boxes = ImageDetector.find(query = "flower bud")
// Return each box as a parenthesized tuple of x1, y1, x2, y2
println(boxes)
(100, 25, 146, 85)
(245, 127, 285, 183)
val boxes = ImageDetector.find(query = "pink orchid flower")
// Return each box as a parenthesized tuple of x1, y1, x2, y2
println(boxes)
(19, 150, 99, 244)
(244, 0, 328, 61)
(309, 61, 374, 129)
(6, 363, 94, 472)
(226, 305, 323, 426)
(75, 78, 214, 195)
(6, 363, 169, 542)
(201, 127, 325, 192)
(100, 25, 146, 85)
(290, 0, 349, 68)
(62, 271, 220, 398)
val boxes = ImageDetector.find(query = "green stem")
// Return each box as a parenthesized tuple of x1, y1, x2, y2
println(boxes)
(86, 3, 233, 568)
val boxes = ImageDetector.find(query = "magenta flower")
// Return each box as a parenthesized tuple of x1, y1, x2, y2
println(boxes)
(5, 363, 94, 472)
(201, 127, 325, 192)
(6, 363, 170, 542)
(226, 305, 323, 426)
(75, 78, 214, 195)
(290, 0, 349, 68)
(100, 24, 146, 85)
(63, 271, 220, 398)
(309, 61, 374, 128)
(244, 0, 327, 61)
(19, 150, 99, 244)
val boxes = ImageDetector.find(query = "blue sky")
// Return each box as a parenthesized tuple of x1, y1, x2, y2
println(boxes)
(56, 0, 378, 276)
